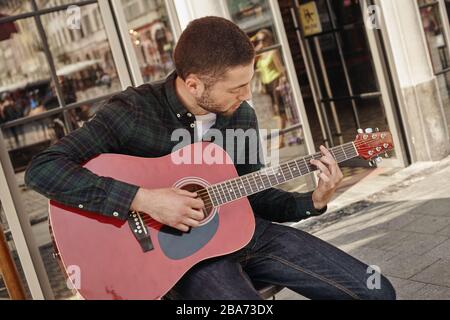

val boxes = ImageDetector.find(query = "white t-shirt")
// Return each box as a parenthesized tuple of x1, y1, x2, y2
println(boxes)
(194, 113, 217, 142)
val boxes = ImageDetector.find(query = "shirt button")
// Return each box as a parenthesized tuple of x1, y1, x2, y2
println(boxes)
(176, 113, 181, 118)
(190, 123, 195, 128)
(78, 204, 84, 209)
(113, 212, 119, 217)
(306, 211, 311, 216)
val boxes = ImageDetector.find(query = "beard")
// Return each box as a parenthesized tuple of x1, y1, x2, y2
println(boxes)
(195, 88, 236, 118)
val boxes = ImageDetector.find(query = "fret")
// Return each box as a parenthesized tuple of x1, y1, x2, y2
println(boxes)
(226, 180, 238, 200)
(301, 157, 310, 175)
(239, 177, 248, 197)
(224, 182, 233, 202)
(275, 166, 285, 183)
(330, 149, 337, 161)
(277, 164, 286, 182)
(219, 183, 231, 203)
(254, 172, 265, 191)
(347, 143, 357, 158)
(303, 157, 311, 173)
(330, 147, 337, 161)
(240, 176, 251, 196)
(293, 159, 303, 176)
(286, 162, 294, 178)
(260, 169, 272, 188)
(289, 161, 300, 178)
(206, 187, 218, 207)
(280, 163, 292, 180)
(245, 175, 255, 194)
(351, 142, 358, 157)
(213, 184, 224, 205)
(271, 167, 280, 184)
(340, 145, 347, 159)
(231, 179, 241, 199)
(267, 167, 279, 185)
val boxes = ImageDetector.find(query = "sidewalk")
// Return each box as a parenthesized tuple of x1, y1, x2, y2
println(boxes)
(277, 156, 450, 300)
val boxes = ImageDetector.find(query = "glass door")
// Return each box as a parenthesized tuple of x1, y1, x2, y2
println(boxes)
(280, 0, 393, 167)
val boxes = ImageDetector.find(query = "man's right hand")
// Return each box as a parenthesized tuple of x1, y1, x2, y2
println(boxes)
(130, 188, 205, 232)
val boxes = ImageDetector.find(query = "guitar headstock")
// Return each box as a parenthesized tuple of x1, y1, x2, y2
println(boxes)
(354, 128, 394, 166)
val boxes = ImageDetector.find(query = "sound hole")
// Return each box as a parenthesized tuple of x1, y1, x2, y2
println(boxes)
(181, 184, 214, 222)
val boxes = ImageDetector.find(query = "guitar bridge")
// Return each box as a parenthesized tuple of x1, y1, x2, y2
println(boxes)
(128, 211, 154, 252)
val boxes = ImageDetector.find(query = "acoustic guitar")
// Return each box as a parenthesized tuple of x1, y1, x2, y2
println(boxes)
(49, 129, 394, 299)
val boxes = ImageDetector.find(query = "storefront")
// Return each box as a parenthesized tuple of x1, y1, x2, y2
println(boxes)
(0, 0, 448, 299)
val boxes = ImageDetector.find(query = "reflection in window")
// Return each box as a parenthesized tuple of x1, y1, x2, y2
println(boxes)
(0, 17, 52, 149)
(0, 0, 32, 15)
(122, 0, 175, 82)
(41, 4, 121, 103)
(1, 4, 121, 152)
(227, 0, 273, 33)
(226, 0, 301, 149)
(418, 0, 450, 136)
(419, 0, 450, 73)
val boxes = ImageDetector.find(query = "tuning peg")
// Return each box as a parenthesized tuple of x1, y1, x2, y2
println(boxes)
(357, 129, 364, 134)
(384, 152, 389, 158)
(368, 161, 374, 167)
(375, 157, 383, 163)
(375, 128, 380, 132)
(365, 128, 373, 134)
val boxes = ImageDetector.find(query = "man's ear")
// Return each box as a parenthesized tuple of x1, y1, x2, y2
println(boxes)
(184, 74, 205, 97)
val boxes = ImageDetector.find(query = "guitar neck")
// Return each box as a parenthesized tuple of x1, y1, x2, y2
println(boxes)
(207, 142, 359, 207)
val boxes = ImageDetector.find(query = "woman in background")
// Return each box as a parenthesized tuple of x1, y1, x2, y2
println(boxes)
(253, 29, 288, 148)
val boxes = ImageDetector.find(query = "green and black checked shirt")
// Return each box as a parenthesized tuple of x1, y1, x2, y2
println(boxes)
(25, 71, 326, 230)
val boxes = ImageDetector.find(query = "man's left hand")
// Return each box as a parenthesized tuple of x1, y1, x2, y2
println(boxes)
(310, 145, 344, 210)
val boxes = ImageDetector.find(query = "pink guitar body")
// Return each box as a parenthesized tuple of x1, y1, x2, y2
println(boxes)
(49, 142, 255, 300)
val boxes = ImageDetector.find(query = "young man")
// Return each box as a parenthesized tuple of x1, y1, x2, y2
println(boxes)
(25, 17, 395, 300)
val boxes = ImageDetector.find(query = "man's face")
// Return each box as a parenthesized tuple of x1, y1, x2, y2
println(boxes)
(196, 63, 254, 117)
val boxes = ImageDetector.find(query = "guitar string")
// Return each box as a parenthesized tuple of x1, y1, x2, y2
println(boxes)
(141, 141, 390, 213)
(140, 141, 391, 227)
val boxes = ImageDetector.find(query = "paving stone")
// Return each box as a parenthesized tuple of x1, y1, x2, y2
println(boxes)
(426, 239, 450, 260)
(378, 252, 440, 279)
(401, 216, 450, 234)
(387, 276, 427, 300)
(384, 232, 447, 255)
(409, 284, 450, 300)
(411, 259, 450, 288)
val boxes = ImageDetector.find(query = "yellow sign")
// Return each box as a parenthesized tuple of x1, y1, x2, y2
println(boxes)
(298, 2, 322, 36)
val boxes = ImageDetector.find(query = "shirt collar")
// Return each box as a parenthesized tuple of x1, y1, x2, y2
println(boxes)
(165, 70, 189, 118)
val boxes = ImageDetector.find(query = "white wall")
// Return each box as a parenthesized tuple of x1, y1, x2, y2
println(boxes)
(379, 0, 435, 87)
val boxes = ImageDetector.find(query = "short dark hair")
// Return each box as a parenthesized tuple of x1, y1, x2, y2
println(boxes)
(174, 16, 255, 81)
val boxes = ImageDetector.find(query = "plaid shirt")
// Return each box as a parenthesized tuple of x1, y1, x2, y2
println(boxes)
(25, 71, 325, 227)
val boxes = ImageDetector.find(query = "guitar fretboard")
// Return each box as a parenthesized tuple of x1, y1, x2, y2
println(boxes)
(206, 142, 358, 207)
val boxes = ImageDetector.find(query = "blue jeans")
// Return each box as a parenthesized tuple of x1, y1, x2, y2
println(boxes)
(166, 222, 396, 300)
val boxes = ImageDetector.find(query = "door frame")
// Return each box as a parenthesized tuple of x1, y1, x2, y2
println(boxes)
(361, 0, 408, 168)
